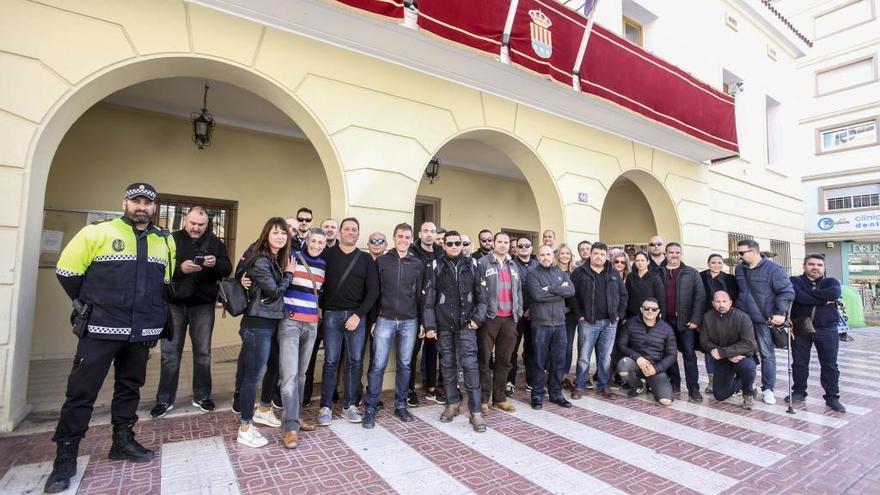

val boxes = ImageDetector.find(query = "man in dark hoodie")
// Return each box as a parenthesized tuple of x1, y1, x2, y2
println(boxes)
(152, 207, 231, 418)
(406, 221, 445, 407)
(568, 242, 627, 399)
(423, 230, 487, 431)
(788, 254, 845, 412)
(701, 291, 758, 410)
(526, 245, 576, 410)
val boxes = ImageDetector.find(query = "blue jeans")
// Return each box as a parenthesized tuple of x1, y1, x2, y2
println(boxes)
(530, 324, 567, 403)
(712, 357, 757, 401)
(575, 320, 617, 390)
(792, 327, 839, 399)
(437, 327, 481, 414)
(753, 322, 776, 391)
(278, 320, 318, 432)
(321, 310, 366, 409)
(239, 325, 276, 424)
(667, 321, 700, 392)
(366, 317, 418, 411)
(563, 313, 578, 375)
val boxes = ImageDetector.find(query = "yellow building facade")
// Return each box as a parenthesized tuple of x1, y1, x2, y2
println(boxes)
(0, 0, 805, 431)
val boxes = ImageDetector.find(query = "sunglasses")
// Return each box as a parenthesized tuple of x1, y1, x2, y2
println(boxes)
(736, 250, 751, 256)
(649, 242, 663, 247)
(368, 238, 386, 245)
(517, 243, 531, 249)
(614, 260, 627, 265)
(445, 241, 462, 247)
(297, 217, 312, 223)
(462, 241, 472, 246)
(641, 307, 660, 312)
(479, 238, 492, 243)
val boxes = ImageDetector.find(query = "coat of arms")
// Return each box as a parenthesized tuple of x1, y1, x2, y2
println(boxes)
(529, 9, 553, 59)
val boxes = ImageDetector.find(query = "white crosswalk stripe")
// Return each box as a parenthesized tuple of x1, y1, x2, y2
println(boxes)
(508, 399, 740, 495)
(0, 455, 89, 494)
(770, 390, 870, 415)
(330, 419, 472, 495)
(410, 406, 626, 494)
(567, 395, 786, 466)
(630, 395, 821, 444)
(161, 437, 240, 494)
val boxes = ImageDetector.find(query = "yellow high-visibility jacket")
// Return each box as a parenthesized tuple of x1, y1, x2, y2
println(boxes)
(56, 217, 176, 341)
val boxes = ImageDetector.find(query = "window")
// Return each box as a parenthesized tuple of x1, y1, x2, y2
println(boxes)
(501, 228, 537, 246)
(722, 69, 743, 97)
(818, 119, 878, 153)
(816, 56, 877, 95)
(623, 17, 643, 46)
(154, 193, 238, 257)
(823, 182, 880, 211)
(727, 232, 753, 272)
(770, 240, 792, 275)
(765, 95, 782, 165)
(814, 0, 875, 39)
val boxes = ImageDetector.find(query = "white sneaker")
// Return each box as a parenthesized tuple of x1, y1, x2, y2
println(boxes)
(253, 406, 281, 427)
(318, 407, 333, 426)
(342, 405, 362, 423)
(762, 389, 776, 405)
(237, 425, 268, 448)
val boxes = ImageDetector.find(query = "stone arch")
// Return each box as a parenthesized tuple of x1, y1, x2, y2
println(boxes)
(5, 55, 344, 429)
(599, 169, 682, 245)
(417, 128, 566, 238)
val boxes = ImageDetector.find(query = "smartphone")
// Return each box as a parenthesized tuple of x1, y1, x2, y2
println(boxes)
(194, 255, 206, 266)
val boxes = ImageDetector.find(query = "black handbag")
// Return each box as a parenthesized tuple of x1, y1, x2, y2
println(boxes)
(218, 256, 259, 316)
(743, 267, 791, 349)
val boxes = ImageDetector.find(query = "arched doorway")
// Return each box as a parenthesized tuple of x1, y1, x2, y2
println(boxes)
(11, 56, 344, 426)
(599, 170, 682, 252)
(414, 129, 565, 244)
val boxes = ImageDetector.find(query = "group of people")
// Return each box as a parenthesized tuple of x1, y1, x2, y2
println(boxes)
(42, 181, 848, 493)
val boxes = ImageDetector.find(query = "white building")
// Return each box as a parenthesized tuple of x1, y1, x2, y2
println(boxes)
(777, 0, 880, 326)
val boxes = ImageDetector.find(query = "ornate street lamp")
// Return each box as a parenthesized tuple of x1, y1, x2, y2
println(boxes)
(191, 84, 215, 149)
(425, 156, 440, 183)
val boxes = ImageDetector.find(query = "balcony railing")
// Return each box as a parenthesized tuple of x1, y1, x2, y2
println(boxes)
(335, 0, 738, 156)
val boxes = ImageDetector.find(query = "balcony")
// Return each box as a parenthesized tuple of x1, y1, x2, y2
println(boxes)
(190, 0, 738, 161)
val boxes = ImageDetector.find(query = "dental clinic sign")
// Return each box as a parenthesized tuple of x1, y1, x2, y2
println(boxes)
(811, 209, 880, 234)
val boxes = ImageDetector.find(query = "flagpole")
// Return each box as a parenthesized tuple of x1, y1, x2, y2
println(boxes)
(572, 0, 600, 90)
(500, 0, 521, 64)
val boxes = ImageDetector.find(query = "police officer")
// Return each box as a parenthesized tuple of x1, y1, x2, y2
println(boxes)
(45, 183, 175, 493)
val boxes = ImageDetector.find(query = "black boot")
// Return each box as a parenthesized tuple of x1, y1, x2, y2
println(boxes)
(44, 439, 79, 493)
(108, 425, 154, 462)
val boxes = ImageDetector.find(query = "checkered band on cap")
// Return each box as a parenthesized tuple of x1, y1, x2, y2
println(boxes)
(124, 183, 157, 201)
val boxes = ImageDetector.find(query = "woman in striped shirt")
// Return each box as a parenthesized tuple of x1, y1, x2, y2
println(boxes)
(277, 227, 327, 449)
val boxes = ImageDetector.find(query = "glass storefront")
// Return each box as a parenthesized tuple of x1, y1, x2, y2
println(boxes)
(847, 242, 880, 326)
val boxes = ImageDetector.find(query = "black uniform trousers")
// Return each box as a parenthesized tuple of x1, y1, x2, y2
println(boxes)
(53, 336, 150, 443)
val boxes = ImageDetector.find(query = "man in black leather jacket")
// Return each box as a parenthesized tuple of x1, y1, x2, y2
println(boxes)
(423, 230, 487, 431)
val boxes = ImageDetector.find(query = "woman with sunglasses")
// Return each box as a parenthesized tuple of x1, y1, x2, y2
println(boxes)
(554, 244, 578, 390)
(699, 253, 738, 395)
(236, 217, 294, 448)
(611, 250, 630, 280)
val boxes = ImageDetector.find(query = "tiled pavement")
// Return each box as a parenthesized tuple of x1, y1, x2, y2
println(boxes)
(2, 329, 880, 494)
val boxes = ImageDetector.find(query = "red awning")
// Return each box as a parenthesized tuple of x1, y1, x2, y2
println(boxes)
(333, 0, 738, 154)
(336, 0, 403, 19)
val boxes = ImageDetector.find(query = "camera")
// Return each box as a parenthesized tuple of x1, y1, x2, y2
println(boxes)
(194, 255, 206, 266)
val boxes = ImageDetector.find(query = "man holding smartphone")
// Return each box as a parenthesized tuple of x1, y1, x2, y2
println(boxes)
(151, 206, 232, 418)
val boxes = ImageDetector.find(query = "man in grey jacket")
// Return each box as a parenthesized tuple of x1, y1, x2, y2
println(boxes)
(734, 239, 794, 405)
(526, 245, 576, 410)
(476, 232, 523, 414)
